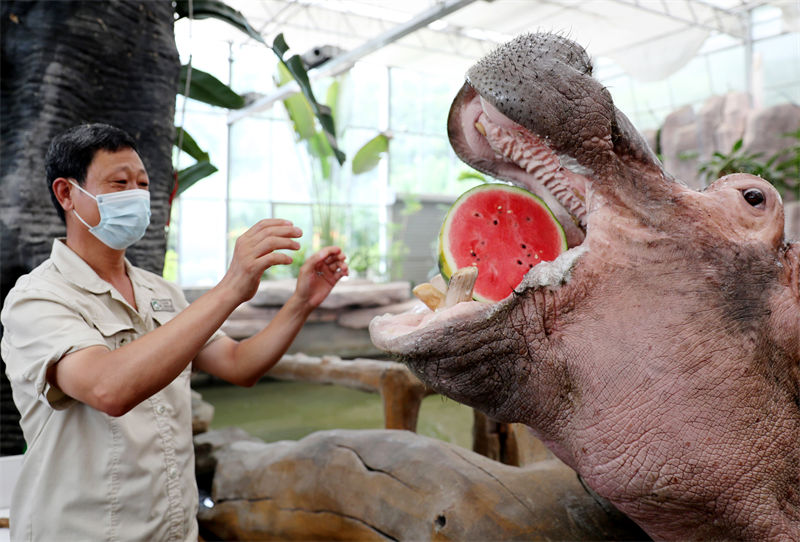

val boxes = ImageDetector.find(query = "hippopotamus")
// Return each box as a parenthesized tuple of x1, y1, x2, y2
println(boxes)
(370, 33, 800, 540)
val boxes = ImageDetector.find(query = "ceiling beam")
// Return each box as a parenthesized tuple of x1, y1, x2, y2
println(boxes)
(228, 0, 480, 125)
(607, 0, 749, 38)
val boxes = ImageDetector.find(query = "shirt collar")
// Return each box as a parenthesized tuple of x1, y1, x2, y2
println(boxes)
(50, 238, 143, 295)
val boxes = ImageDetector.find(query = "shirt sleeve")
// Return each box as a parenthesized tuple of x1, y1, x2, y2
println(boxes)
(1, 285, 109, 410)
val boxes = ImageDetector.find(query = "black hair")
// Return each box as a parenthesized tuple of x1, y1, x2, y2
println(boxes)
(45, 123, 139, 222)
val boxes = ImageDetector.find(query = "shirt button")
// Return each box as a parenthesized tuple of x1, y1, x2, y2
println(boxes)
(156, 405, 166, 415)
(168, 467, 178, 479)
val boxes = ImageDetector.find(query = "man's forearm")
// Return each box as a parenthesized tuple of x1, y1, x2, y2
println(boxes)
(194, 293, 315, 386)
(51, 282, 243, 415)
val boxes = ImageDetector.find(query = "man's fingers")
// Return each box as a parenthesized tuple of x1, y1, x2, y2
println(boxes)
(253, 236, 301, 256)
(247, 225, 302, 242)
(256, 252, 294, 270)
(250, 218, 294, 232)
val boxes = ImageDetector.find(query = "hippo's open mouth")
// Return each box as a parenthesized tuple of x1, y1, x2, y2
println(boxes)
(370, 34, 616, 354)
(369, 84, 594, 352)
(449, 83, 591, 235)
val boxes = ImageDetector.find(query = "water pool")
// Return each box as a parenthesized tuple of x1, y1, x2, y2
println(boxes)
(197, 379, 474, 449)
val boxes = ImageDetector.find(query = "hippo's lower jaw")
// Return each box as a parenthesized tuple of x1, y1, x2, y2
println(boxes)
(369, 245, 588, 356)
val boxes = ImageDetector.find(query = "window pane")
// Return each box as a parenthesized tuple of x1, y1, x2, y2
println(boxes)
(707, 47, 747, 96)
(390, 68, 456, 135)
(178, 198, 226, 286)
(757, 33, 800, 91)
(342, 64, 384, 129)
(390, 134, 461, 195)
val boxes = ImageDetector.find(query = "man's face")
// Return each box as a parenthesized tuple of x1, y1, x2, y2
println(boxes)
(71, 148, 149, 227)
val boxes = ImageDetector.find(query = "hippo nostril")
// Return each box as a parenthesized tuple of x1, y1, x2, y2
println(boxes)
(743, 188, 765, 207)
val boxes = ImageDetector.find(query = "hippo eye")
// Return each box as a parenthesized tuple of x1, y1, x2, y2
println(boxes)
(742, 188, 765, 207)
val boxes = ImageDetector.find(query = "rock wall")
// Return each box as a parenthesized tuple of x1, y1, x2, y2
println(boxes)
(660, 94, 799, 194)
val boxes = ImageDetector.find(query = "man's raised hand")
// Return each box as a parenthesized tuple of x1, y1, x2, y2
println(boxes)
(221, 219, 302, 304)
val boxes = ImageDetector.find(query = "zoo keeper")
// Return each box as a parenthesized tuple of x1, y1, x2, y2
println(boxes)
(0, 123, 348, 541)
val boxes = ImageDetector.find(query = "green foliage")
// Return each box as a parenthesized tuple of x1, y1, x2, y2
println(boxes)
(457, 169, 488, 183)
(272, 34, 345, 164)
(264, 245, 308, 280)
(178, 65, 246, 109)
(173, 128, 218, 195)
(174, 0, 265, 44)
(352, 134, 390, 175)
(174, 128, 211, 162)
(277, 63, 389, 270)
(697, 131, 800, 200)
(172, 4, 344, 190)
(162, 249, 179, 282)
(175, 161, 218, 195)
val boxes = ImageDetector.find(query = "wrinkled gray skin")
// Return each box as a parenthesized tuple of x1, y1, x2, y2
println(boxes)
(370, 33, 800, 540)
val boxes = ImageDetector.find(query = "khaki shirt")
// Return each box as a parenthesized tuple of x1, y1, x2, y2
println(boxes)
(1, 239, 223, 541)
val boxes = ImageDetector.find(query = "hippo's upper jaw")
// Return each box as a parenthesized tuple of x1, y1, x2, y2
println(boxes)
(370, 32, 800, 540)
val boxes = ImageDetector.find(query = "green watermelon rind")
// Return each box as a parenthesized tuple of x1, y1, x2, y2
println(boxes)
(438, 183, 567, 303)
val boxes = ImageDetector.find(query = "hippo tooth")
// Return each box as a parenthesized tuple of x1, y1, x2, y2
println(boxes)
(516, 245, 589, 292)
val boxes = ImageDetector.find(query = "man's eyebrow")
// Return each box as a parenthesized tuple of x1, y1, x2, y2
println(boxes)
(105, 165, 148, 178)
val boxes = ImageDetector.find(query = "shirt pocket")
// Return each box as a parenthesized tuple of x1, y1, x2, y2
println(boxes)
(92, 320, 137, 350)
(151, 310, 177, 328)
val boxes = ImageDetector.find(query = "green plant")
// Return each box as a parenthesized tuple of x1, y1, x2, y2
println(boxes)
(457, 169, 488, 183)
(697, 130, 800, 200)
(276, 62, 389, 252)
(172, 0, 344, 196)
(263, 244, 308, 280)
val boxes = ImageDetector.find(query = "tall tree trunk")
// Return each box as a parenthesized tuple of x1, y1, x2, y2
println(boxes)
(0, 0, 180, 455)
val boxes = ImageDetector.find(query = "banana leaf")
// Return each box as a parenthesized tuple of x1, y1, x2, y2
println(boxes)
(276, 63, 317, 141)
(172, 2, 345, 164)
(174, 127, 210, 162)
(325, 79, 341, 135)
(307, 132, 333, 181)
(351, 133, 390, 174)
(174, 0, 265, 44)
(177, 161, 219, 196)
(272, 33, 345, 165)
(179, 65, 246, 109)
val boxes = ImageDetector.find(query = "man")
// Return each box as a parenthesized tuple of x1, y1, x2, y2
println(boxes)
(1, 123, 349, 540)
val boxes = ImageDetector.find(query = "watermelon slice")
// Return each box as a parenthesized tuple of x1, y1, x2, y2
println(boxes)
(438, 183, 567, 303)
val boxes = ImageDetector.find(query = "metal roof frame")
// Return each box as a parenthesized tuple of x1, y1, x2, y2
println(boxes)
(228, 0, 480, 124)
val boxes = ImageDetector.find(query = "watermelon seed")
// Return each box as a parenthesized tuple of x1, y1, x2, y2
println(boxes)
(529, 264, 534, 268)
(517, 260, 523, 265)
(521, 244, 526, 248)
(493, 220, 498, 225)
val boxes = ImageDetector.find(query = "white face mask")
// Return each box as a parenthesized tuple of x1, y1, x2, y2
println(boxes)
(70, 180, 151, 250)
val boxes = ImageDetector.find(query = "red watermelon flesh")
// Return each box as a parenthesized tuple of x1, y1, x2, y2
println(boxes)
(439, 184, 567, 303)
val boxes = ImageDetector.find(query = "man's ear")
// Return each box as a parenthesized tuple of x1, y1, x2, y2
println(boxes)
(52, 178, 74, 213)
